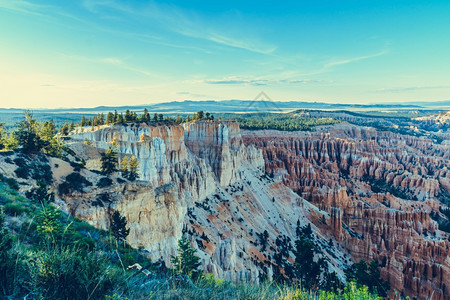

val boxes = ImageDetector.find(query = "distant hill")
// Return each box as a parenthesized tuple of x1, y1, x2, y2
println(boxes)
(1, 100, 448, 128)
(1, 99, 441, 115)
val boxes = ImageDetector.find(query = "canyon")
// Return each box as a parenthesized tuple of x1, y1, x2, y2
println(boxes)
(1, 120, 449, 299)
(243, 124, 450, 299)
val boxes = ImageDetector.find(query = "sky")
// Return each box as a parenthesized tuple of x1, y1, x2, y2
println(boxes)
(0, 0, 450, 108)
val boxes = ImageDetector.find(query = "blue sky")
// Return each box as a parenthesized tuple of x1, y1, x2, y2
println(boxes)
(1, 0, 449, 108)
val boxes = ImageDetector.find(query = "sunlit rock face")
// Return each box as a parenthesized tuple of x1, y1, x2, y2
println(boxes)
(61, 121, 338, 283)
(49, 120, 450, 297)
(242, 124, 450, 300)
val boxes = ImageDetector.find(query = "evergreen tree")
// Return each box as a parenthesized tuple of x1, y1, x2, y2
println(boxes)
(176, 114, 182, 124)
(259, 230, 269, 251)
(4, 132, 18, 151)
(131, 112, 137, 121)
(117, 113, 124, 124)
(158, 114, 163, 121)
(15, 111, 44, 153)
(0, 123, 7, 151)
(100, 145, 118, 174)
(125, 110, 131, 122)
(106, 112, 115, 124)
(41, 120, 56, 142)
(120, 156, 129, 178)
(100, 113, 105, 125)
(296, 219, 301, 237)
(345, 259, 389, 296)
(36, 205, 63, 243)
(293, 233, 325, 289)
(127, 155, 139, 181)
(171, 236, 202, 280)
(153, 113, 158, 122)
(142, 108, 150, 122)
(110, 211, 130, 246)
(60, 121, 70, 135)
(196, 110, 204, 120)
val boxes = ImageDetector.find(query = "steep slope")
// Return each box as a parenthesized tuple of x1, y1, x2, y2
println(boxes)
(58, 121, 346, 283)
(243, 124, 450, 299)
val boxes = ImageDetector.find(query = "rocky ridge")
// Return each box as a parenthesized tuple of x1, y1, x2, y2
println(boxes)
(242, 124, 450, 299)
(59, 121, 346, 283)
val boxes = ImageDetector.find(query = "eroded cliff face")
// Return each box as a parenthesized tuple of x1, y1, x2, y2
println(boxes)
(243, 124, 450, 299)
(60, 121, 344, 283)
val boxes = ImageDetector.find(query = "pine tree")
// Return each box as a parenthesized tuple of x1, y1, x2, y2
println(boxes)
(120, 156, 129, 178)
(106, 112, 115, 124)
(171, 236, 202, 280)
(15, 111, 44, 153)
(143, 108, 150, 122)
(293, 234, 325, 289)
(99, 113, 105, 125)
(101, 145, 118, 174)
(127, 155, 139, 181)
(153, 113, 158, 122)
(111, 211, 130, 246)
(36, 205, 63, 243)
(41, 120, 55, 142)
(345, 259, 389, 296)
(0, 123, 8, 151)
(296, 219, 301, 237)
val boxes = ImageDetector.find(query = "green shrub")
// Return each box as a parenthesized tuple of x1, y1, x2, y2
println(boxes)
(0, 208, 14, 295)
(31, 163, 53, 185)
(14, 166, 29, 179)
(28, 247, 127, 300)
(0, 174, 19, 190)
(3, 202, 30, 216)
(97, 177, 113, 187)
(13, 157, 27, 167)
(58, 172, 92, 195)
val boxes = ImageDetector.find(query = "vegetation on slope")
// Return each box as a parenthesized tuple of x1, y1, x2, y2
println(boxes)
(222, 113, 340, 131)
(1, 171, 391, 299)
(0, 111, 408, 299)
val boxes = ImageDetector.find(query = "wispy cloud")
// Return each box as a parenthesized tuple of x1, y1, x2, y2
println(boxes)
(324, 50, 389, 69)
(177, 91, 208, 98)
(82, 0, 276, 54)
(58, 53, 157, 77)
(376, 85, 450, 93)
(0, 0, 49, 17)
(203, 77, 319, 86)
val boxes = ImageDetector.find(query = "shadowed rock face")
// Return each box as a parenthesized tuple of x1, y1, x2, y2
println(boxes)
(243, 124, 450, 300)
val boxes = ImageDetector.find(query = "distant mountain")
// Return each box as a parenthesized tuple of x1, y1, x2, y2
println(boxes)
(1, 99, 438, 115)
